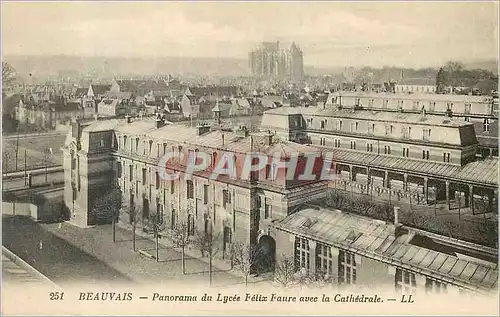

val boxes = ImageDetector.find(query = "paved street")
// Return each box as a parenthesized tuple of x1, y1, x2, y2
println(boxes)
(2, 216, 132, 288)
(2, 215, 246, 288)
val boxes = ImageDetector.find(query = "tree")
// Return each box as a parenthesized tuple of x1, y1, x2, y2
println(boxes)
(3, 150, 12, 175)
(2, 62, 16, 89)
(231, 242, 260, 289)
(193, 228, 221, 287)
(170, 221, 191, 273)
(91, 181, 122, 235)
(436, 68, 447, 93)
(473, 220, 498, 248)
(148, 212, 166, 262)
(443, 61, 464, 74)
(274, 255, 296, 288)
(121, 199, 143, 251)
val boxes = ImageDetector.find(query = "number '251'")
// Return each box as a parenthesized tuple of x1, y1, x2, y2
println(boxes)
(49, 292, 64, 300)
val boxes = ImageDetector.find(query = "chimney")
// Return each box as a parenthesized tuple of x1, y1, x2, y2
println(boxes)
(125, 115, 132, 123)
(196, 123, 211, 136)
(394, 206, 400, 225)
(265, 130, 273, 145)
(155, 118, 164, 129)
(446, 108, 453, 118)
(393, 206, 408, 237)
(235, 125, 249, 138)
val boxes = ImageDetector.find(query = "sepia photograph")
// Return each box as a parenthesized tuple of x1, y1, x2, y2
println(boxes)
(1, 1, 499, 316)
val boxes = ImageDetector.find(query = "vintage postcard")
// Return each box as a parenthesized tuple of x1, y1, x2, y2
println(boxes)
(1, 1, 499, 316)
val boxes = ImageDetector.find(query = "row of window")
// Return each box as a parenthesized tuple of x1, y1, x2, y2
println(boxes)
(294, 237, 448, 294)
(351, 98, 487, 115)
(316, 139, 454, 163)
(130, 192, 235, 246)
(314, 120, 436, 140)
(120, 165, 237, 210)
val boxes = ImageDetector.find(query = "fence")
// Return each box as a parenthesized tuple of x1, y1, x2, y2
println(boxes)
(2, 202, 38, 219)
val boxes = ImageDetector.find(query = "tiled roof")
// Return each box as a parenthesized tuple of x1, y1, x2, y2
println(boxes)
(74, 87, 88, 97)
(81, 119, 122, 132)
(397, 78, 436, 86)
(103, 118, 319, 156)
(91, 84, 112, 96)
(104, 91, 132, 99)
(334, 92, 495, 103)
(115, 80, 168, 94)
(187, 86, 239, 98)
(264, 107, 474, 128)
(274, 207, 498, 292)
(51, 101, 81, 112)
(477, 136, 498, 148)
(318, 147, 498, 187)
(98, 99, 119, 107)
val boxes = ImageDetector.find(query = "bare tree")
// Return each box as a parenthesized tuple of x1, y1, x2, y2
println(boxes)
(120, 200, 142, 251)
(437, 217, 460, 239)
(170, 220, 191, 273)
(193, 228, 220, 287)
(401, 207, 430, 229)
(231, 242, 260, 289)
(3, 150, 12, 175)
(146, 211, 165, 262)
(471, 219, 498, 248)
(274, 255, 296, 288)
(305, 270, 335, 290)
(2, 62, 16, 89)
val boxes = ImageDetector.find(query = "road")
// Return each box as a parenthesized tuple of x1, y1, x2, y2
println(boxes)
(2, 216, 132, 288)
(2, 215, 243, 288)
(2, 131, 66, 140)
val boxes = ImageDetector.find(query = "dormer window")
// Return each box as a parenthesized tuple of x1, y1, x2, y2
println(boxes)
(464, 103, 471, 114)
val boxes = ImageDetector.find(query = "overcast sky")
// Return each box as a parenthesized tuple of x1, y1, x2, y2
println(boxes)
(2, 1, 498, 68)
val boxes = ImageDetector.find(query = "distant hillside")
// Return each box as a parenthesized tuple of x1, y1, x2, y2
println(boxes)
(4, 55, 251, 79)
(465, 59, 498, 74)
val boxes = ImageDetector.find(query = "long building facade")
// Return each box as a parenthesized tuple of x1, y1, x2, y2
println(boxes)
(62, 113, 498, 296)
(62, 116, 328, 257)
(324, 92, 498, 157)
(261, 107, 498, 216)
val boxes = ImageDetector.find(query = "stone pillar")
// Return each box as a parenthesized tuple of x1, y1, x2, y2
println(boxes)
(488, 191, 493, 214)
(423, 177, 429, 204)
(384, 170, 389, 188)
(349, 165, 354, 182)
(469, 184, 474, 214)
(464, 185, 470, 207)
(403, 173, 408, 191)
(446, 180, 450, 210)
(309, 240, 317, 275)
(493, 189, 498, 214)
